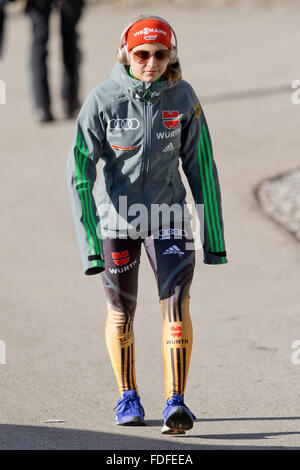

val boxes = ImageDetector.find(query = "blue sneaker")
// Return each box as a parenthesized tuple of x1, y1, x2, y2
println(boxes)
(162, 394, 196, 433)
(114, 390, 145, 426)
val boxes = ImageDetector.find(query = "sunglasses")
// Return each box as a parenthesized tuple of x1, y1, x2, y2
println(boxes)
(130, 49, 171, 64)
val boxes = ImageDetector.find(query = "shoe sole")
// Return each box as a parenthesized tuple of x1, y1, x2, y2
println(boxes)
(116, 416, 145, 426)
(165, 407, 194, 431)
(161, 425, 186, 435)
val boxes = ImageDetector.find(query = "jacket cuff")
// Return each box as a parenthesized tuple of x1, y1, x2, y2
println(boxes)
(203, 251, 228, 265)
(84, 255, 105, 275)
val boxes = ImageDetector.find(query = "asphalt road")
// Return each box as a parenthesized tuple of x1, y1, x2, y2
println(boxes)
(0, 1, 299, 450)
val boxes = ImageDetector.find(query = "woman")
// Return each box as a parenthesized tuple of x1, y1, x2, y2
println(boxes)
(66, 15, 227, 434)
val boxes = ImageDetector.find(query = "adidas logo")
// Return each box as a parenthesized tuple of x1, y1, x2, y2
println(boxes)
(162, 142, 175, 152)
(163, 245, 184, 255)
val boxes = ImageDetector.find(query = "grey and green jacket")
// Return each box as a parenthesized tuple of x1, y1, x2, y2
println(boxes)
(66, 61, 228, 275)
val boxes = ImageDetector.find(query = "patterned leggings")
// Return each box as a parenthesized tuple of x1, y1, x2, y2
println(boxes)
(101, 226, 195, 400)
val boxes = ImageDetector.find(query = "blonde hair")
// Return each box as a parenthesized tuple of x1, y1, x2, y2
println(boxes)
(163, 59, 182, 85)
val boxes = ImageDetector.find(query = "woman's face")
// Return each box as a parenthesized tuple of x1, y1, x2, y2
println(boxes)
(129, 43, 170, 82)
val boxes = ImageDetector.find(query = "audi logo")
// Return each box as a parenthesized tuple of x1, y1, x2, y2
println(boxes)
(108, 118, 140, 130)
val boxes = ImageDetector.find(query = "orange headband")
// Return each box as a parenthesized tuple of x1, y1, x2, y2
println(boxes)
(126, 19, 172, 51)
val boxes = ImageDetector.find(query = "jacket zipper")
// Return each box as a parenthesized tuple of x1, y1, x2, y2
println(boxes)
(140, 101, 152, 204)
(169, 171, 175, 203)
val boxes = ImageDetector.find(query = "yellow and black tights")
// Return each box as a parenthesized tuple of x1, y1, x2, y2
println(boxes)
(101, 228, 195, 401)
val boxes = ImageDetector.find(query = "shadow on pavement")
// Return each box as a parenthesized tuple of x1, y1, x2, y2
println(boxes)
(147, 415, 300, 426)
(183, 431, 300, 441)
(0, 423, 299, 450)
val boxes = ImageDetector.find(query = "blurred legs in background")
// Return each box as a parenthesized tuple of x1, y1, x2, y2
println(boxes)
(26, 0, 84, 122)
(60, 0, 83, 119)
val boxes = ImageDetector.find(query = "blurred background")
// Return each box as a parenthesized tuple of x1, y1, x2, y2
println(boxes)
(0, 0, 299, 450)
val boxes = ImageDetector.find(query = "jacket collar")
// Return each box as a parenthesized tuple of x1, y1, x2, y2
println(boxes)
(110, 62, 177, 102)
